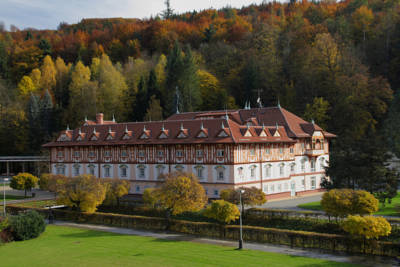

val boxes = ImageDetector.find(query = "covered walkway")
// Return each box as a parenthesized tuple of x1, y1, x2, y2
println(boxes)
(0, 156, 49, 177)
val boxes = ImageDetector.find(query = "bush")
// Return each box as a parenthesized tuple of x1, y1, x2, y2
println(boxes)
(321, 189, 378, 218)
(204, 200, 240, 224)
(220, 187, 266, 211)
(342, 215, 391, 240)
(0, 216, 13, 243)
(10, 210, 46, 241)
(142, 188, 159, 208)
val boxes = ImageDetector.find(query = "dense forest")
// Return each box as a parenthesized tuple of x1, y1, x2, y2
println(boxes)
(0, 0, 399, 198)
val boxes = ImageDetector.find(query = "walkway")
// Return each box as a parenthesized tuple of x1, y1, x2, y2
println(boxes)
(261, 193, 323, 210)
(52, 221, 399, 267)
(0, 186, 54, 205)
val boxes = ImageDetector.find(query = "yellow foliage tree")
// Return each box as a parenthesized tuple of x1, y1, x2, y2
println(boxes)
(352, 6, 374, 41)
(17, 76, 36, 97)
(56, 175, 106, 213)
(40, 55, 56, 91)
(204, 199, 240, 224)
(102, 178, 130, 206)
(156, 172, 207, 215)
(29, 68, 41, 90)
(220, 187, 266, 211)
(321, 189, 378, 218)
(10, 172, 38, 197)
(39, 173, 67, 197)
(142, 188, 160, 208)
(342, 215, 391, 239)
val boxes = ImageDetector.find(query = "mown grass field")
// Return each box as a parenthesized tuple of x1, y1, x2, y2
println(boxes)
(298, 192, 400, 217)
(0, 225, 360, 267)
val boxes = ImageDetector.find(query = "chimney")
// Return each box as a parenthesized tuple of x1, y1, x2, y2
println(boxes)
(96, 113, 104, 124)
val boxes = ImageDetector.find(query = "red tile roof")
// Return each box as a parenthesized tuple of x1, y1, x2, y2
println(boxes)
(43, 106, 335, 147)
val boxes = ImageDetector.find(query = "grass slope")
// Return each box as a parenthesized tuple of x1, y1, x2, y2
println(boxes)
(298, 192, 400, 216)
(0, 225, 358, 267)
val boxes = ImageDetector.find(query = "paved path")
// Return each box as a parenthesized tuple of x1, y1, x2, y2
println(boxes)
(260, 193, 323, 210)
(0, 186, 54, 205)
(52, 220, 399, 266)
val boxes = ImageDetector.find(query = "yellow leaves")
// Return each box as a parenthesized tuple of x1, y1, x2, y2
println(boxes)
(204, 200, 240, 224)
(40, 55, 57, 91)
(102, 178, 130, 206)
(342, 215, 391, 239)
(10, 172, 39, 192)
(157, 172, 207, 215)
(17, 76, 36, 97)
(56, 175, 106, 213)
(352, 6, 374, 32)
(321, 189, 379, 218)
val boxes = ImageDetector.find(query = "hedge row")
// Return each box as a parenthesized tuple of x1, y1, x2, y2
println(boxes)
(6, 205, 400, 257)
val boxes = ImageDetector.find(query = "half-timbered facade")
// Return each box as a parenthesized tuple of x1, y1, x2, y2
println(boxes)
(43, 106, 335, 199)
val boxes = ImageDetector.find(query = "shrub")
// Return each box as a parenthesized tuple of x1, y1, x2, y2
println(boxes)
(321, 189, 378, 218)
(204, 200, 240, 224)
(10, 210, 46, 241)
(342, 215, 391, 240)
(10, 173, 39, 197)
(39, 174, 67, 195)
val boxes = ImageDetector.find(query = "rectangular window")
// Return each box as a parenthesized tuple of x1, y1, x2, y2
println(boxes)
(279, 147, 283, 154)
(121, 167, 127, 177)
(121, 150, 128, 157)
(279, 165, 284, 176)
(196, 150, 203, 157)
(88, 151, 95, 157)
(301, 143, 305, 150)
(136, 186, 140, 192)
(290, 147, 294, 153)
(197, 168, 203, 178)
(263, 185, 268, 193)
(278, 184, 282, 192)
(176, 150, 183, 157)
(290, 164, 295, 173)
(250, 167, 255, 178)
(238, 168, 243, 179)
(74, 166, 80, 176)
(216, 149, 224, 157)
(57, 151, 63, 157)
(302, 179, 305, 187)
(138, 150, 145, 157)
(311, 177, 316, 189)
(265, 166, 271, 178)
(217, 171, 224, 180)
(104, 151, 111, 157)
(139, 168, 145, 178)
(89, 166, 95, 176)
(311, 159, 316, 172)
(265, 148, 270, 154)
(271, 185, 275, 192)
(301, 161, 305, 172)
(105, 167, 110, 178)
(214, 190, 219, 196)
(157, 151, 164, 157)
(157, 166, 165, 178)
(250, 148, 255, 156)
(74, 151, 80, 157)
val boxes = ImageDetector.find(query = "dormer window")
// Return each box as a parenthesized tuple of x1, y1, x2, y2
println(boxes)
(121, 150, 128, 157)
(176, 150, 183, 157)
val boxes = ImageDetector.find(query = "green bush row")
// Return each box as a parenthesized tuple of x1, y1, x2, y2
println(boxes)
(6, 205, 400, 257)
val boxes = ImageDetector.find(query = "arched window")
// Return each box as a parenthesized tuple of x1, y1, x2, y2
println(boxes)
(311, 158, 316, 172)
(215, 166, 225, 181)
(137, 165, 146, 179)
(290, 163, 296, 174)
(56, 164, 66, 175)
(237, 167, 244, 179)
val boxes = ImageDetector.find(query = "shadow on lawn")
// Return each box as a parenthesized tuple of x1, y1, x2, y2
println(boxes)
(59, 229, 122, 239)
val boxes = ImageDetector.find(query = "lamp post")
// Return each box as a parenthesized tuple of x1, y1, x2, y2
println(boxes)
(238, 189, 245, 249)
(3, 178, 9, 216)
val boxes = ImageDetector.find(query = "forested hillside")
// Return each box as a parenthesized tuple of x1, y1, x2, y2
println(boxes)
(0, 0, 400, 194)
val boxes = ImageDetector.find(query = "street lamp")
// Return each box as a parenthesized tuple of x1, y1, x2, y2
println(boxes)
(3, 178, 9, 216)
(238, 189, 245, 249)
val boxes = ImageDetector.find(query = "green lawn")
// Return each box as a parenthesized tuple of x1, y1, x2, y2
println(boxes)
(298, 192, 400, 217)
(0, 225, 359, 267)
(0, 195, 31, 201)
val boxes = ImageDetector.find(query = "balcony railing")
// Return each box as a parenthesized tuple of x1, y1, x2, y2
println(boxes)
(305, 149, 324, 156)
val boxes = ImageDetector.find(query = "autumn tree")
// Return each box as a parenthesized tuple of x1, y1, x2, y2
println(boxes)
(57, 174, 106, 213)
(102, 179, 130, 206)
(17, 76, 36, 98)
(10, 173, 39, 197)
(143, 188, 160, 208)
(204, 200, 240, 224)
(303, 97, 330, 129)
(144, 95, 163, 121)
(39, 173, 67, 197)
(40, 55, 56, 92)
(220, 187, 266, 212)
(156, 172, 207, 216)
(352, 6, 374, 43)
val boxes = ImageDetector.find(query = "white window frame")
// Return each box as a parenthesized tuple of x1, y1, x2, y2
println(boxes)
(216, 149, 224, 157)
(176, 150, 183, 157)
(311, 176, 316, 189)
(120, 165, 128, 178)
(196, 150, 203, 157)
(104, 165, 111, 178)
